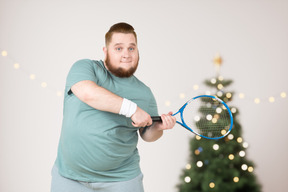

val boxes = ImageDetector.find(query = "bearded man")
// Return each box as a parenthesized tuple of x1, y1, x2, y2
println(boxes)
(51, 22, 176, 192)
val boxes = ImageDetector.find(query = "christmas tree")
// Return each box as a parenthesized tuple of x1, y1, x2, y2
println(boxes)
(177, 55, 262, 192)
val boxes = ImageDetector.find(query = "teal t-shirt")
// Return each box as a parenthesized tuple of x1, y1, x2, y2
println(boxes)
(56, 59, 158, 182)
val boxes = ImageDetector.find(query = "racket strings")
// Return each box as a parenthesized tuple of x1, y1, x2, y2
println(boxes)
(183, 98, 232, 138)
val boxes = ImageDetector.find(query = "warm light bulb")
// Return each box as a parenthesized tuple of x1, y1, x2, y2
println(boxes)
(227, 134, 234, 140)
(41, 82, 47, 88)
(226, 92, 232, 98)
(13, 63, 20, 69)
(217, 84, 223, 90)
(242, 142, 249, 148)
(231, 107, 237, 113)
(165, 100, 171, 107)
(29, 74, 36, 80)
(211, 78, 216, 84)
(195, 135, 201, 140)
(248, 166, 254, 172)
(239, 93, 245, 99)
(254, 98, 260, 104)
(209, 182, 215, 188)
(237, 137, 243, 143)
(186, 164, 191, 170)
(1, 50, 7, 56)
(57, 91, 63, 97)
(228, 154, 234, 160)
(269, 97, 275, 103)
(280, 92, 286, 98)
(179, 93, 186, 99)
(221, 129, 227, 135)
(233, 177, 239, 183)
(193, 84, 199, 90)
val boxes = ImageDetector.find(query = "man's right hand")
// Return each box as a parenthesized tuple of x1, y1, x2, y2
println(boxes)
(131, 107, 153, 128)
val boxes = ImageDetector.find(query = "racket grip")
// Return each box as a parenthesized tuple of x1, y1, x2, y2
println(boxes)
(151, 116, 162, 122)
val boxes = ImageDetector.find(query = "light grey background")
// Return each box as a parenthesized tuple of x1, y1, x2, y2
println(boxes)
(1, 0, 287, 192)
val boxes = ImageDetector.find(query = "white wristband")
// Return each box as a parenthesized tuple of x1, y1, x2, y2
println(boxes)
(119, 98, 137, 118)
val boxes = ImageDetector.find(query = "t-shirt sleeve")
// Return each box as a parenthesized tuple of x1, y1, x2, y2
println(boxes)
(65, 59, 98, 95)
(148, 90, 159, 117)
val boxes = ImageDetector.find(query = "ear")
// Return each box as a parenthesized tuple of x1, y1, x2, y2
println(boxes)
(103, 47, 107, 60)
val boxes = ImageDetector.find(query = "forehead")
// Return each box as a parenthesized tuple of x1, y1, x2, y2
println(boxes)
(109, 33, 137, 46)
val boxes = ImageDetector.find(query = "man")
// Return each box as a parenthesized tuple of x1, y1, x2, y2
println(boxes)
(51, 22, 176, 192)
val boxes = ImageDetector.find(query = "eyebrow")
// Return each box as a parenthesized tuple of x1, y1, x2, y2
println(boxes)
(113, 43, 137, 47)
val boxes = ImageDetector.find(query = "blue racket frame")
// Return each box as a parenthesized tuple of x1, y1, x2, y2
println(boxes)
(152, 95, 234, 140)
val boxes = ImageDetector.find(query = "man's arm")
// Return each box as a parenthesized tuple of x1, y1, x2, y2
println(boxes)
(71, 80, 152, 127)
(139, 112, 176, 142)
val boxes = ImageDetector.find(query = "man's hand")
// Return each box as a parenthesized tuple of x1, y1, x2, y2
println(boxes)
(131, 107, 153, 127)
(139, 111, 176, 142)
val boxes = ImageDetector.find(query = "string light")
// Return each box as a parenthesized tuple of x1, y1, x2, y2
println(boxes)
(2, 49, 287, 104)
(186, 164, 191, 170)
(41, 82, 47, 88)
(239, 150, 246, 157)
(233, 177, 239, 183)
(254, 98, 260, 104)
(179, 93, 186, 99)
(241, 164, 248, 171)
(184, 176, 191, 183)
(248, 166, 254, 172)
(228, 154, 235, 160)
(1, 50, 8, 56)
(13, 63, 20, 69)
(196, 161, 203, 167)
(213, 144, 219, 150)
(237, 137, 243, 143)
(209, 182, 215, 188)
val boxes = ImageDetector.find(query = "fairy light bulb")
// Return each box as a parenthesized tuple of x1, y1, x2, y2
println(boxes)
(195, 135, 201, 140)
(227, 134, 234, 140)
(211, 78, 217, 84)
(217, 84, 223, 90)
(213, 144, 219, 150)
(209, 182, 215, 188)
(13, 63, 20, 69)
(186, 164, 191, 170)
(165, 100, 171, 107)
(29, 74, 36, 80)
(184, 176, 191, 183)
(226, 93, 232, 98)
(196, 161, 203, 167)
(233, 177, 239, 183)
(239, 93, 245, 99)
(41, 82, 47, 88)
(280, 92, 286, 98)
(239, 150, 246, 157)
(228, 154, 234, 160)
(254, 98, 260, 104)
(269, 97, 275, 103)
(241, 164, 248, 171)
(248, 166, 254, 172)
(237, 137, 243, 143)
(179, 93, 186, 99)
(1, 50, 7, 56)
(193, 84, 199, 90)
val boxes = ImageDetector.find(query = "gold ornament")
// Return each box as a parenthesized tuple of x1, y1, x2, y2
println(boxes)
(213, 53, 223, 76)
(213, 53, 223, 66)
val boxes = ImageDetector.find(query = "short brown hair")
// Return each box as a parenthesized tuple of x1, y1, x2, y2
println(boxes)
(105, 22, 137, 46)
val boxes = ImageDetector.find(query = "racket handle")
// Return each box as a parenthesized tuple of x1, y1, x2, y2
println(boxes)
(151, 116, 162, 122)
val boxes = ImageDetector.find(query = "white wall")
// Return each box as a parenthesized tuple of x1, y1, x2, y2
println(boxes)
(1, 0, 288, 192)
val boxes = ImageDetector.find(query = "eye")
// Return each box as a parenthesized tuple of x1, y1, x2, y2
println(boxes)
(115, 47, 122, 51)
(129, 47, 135, 51)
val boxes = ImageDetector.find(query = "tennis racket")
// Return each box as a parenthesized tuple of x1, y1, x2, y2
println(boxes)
(152, 95, 233, 139)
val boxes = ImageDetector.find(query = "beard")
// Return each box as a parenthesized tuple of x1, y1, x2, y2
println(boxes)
(105, 53, 139, 78)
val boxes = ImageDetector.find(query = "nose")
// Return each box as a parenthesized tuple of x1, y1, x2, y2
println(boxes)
(122, 48, 131, 58)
